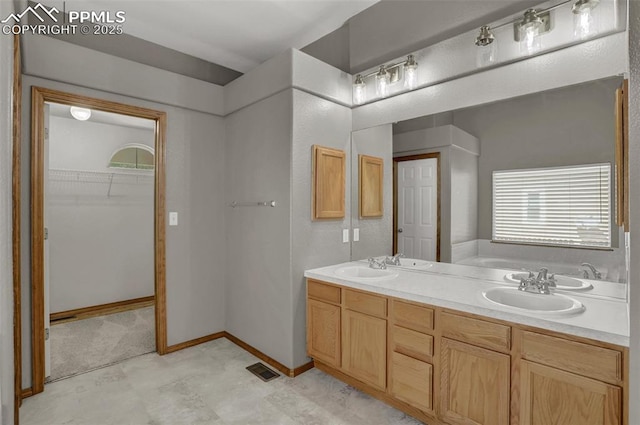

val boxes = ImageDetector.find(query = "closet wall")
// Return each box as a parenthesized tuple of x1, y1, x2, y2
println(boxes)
(47, 116, 155, 313)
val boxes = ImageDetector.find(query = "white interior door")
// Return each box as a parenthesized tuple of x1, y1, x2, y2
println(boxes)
(397, 158, 438, 261)
(44, 103, 51, 380)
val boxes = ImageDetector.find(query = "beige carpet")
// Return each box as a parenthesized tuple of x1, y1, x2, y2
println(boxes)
(49, 306, 155, 382)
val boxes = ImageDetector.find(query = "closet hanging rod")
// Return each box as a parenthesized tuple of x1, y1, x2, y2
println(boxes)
(229, 200, 276, 208)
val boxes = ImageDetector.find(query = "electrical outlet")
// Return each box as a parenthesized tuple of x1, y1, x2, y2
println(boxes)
(342, 229, 349, 243)
(353, 228, 360, 242)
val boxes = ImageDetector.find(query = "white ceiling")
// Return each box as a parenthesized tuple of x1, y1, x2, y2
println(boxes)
(38, 0, 378, 72)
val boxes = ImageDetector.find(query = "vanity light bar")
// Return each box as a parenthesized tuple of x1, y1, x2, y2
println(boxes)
(473, 0, 599, 55)
(352, 55, 419, 105)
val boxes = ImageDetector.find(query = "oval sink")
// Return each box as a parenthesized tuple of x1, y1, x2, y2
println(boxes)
(397, 258, 433, 269)
(482, 287, 585, 316)
(335, 266, 399, 281)
(504, 273, 593, 291)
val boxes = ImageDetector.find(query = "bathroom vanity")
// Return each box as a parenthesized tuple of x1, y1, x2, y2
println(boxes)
(304, 262, 629, 425)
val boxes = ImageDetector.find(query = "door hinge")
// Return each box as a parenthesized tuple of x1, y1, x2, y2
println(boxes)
(45, 328, 49, 341)
(45, 128, 49, 140)
(44, 227, 48, 240)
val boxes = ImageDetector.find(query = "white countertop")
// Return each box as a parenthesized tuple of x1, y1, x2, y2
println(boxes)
(304, 261, 630, 347)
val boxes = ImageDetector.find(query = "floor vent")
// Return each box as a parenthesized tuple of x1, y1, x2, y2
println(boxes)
(246, 362, 280, 382)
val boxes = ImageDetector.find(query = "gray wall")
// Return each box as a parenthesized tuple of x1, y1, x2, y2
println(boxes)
(0, 1, 15, 421)
(224, 87, 353, 369)
(351, 124, 393, 260)
(21, 73, 227, 387)
(291, 89, 352, 367)
(450, 147, 478, 245)
(48, 117, 155, 313)
(224, 90, 294, 367)
(452, 78, 622, 244)
(301, 23, 350, 72)
(627, 0, 640, 418)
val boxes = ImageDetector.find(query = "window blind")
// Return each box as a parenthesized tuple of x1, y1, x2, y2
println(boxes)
(492, 163, 611, 248)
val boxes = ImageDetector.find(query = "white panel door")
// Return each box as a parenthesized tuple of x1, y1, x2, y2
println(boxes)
(397, 158, 437, 261)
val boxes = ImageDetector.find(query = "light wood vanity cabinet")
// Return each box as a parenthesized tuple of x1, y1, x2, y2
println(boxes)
(520, 361, 621, 425)
(389, 300, 435, 414)
(306, 280, 341, 368)
(342, 289, 388, 390)
(439, 312, 511, 425)
(306, 279, 628, 425)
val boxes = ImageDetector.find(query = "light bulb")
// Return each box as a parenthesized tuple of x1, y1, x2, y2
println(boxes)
(375, 66, 390, 98)
(403, 55, 418, 90)
(70, 106, 91, 121)
(353, 74, 366, 105)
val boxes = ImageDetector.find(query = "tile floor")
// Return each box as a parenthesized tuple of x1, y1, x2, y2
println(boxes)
(22, 337, 424, 425)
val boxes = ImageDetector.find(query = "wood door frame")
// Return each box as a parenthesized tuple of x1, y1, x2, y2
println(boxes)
(12, 33, 22, 425)
(28, 86, 168, 395)
(392, 153, 441, 262)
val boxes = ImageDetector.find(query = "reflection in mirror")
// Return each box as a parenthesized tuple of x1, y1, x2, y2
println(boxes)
(352, 77, 627, 298)
(377, 76, 627, 298)
(351, 125, 393, 261)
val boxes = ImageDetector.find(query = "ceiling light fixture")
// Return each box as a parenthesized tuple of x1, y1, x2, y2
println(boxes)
(70, 106, 92, 121)
(572, 0, 600, 39)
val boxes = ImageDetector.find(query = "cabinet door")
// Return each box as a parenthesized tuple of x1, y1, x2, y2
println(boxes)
(389, 351, 433, 413)
(440, 338, 510, 425)
(342, 309, 387, 390)
(520, 361, 621, 425)
(307, 299, 341, 367)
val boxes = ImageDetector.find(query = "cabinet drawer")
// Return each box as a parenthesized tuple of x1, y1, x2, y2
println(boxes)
(389, 352, 433, 413)
(308, 280, 341, 304)
(344, 289, 387, 318)
(391, 300, 434, 333)
(441, 312, 511, 352)
(521, 331, 622, 384)
(391, 325, 433, 362)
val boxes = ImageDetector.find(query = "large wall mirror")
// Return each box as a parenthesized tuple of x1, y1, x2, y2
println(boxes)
(351, 76, 627, 299)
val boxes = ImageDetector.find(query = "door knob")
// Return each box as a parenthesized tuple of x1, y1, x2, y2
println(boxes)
(398, 228, 403, 233)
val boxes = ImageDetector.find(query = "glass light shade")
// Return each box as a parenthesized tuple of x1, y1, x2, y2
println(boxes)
(573, 0, 600, 39)
(476, 42, 498, 68)
(353, 75, 366, 105)
(403, 55, 418, 90)
(375, 66, 390, 98)
(519, 9, 543, 55)
(70, 106, 91, 121)
(519, 24, 541, 54)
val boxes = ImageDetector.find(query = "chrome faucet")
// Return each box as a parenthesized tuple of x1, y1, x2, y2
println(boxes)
(581, 263, 602, 280)
(385, 253, 405, 266)
(368, 257, 387, 270)
(518, 268, 556, 295)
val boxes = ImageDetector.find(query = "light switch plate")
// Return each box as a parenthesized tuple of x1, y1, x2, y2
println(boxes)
(353, 228, 360, 242)
(169, 212, 178, 226)
(342, 229, 349, 243)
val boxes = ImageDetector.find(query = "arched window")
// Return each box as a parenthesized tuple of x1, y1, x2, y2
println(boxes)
(108, 144, 155, 170)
